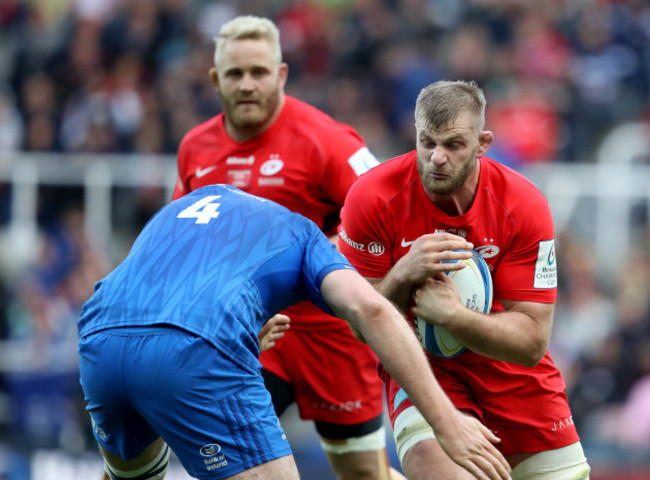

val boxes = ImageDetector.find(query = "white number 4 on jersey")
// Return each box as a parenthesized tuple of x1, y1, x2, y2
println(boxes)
(177, 195, 222, 224)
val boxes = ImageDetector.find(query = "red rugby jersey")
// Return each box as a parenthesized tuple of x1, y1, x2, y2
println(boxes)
(340, 153, 580, 451)
(174, 95, 379, 329)
(340, 152, 560, 362)
(340, 152, 557, 302)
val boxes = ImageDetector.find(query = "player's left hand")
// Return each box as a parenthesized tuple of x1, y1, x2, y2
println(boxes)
(259, 314, 290, 352)
(411, 273, 462, 327)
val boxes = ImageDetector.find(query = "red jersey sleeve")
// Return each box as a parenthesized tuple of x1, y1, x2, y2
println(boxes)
(339, 168, 396, 278)
(490, 177, 557, 304)
(321, 140, 378, 207)
(172, 137, 191, 200)
(305, 118, 378, 235)
(494, 197, 557, 303)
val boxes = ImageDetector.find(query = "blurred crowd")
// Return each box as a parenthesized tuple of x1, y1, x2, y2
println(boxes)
(1, 0, 649, 163)
(0, 0, 649, 474)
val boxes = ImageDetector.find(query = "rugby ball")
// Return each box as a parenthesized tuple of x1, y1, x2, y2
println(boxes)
(414, 250, 493, 358)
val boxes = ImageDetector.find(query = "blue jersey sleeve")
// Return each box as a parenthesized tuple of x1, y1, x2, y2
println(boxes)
(250, 219, 355, 318)
(301, 227, 357, 313)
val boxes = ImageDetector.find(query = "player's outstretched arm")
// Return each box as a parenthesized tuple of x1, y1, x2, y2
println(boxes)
(320, 269, 512, 480)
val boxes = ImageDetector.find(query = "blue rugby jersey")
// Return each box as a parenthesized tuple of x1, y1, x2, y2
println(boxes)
(77, 184, 354, 372)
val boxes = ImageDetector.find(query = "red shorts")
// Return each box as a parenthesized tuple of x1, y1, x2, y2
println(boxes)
(385, 352, 580, 455)
(260, 303, 384, 425)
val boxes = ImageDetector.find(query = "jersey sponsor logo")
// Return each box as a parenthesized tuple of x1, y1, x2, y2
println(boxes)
(226, 155, 255, 165)
(433, 228, 467, 237)
(534, 239, 557, 288)
(340, 228, 386, 256)
(312, 399, 363, 412)
(340, 227, 366, 252)
(401, 238, 416, 248)
(475, 245, 500, 258)
(258, 177, 284, 186)
(444, 228, 467, 237)
(90, 416, 107, 440)
(227, 170, 251, 188)
(195, 165, 217, 178)
(348, 147, 380, 176)
(200, 444, 222, 457)
(368, 241, 385, 256)
(260, 156, 284, 176)
(199, 444, 228, 471)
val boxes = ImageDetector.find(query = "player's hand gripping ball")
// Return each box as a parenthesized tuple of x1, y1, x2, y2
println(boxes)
(414, 250, 493, 358)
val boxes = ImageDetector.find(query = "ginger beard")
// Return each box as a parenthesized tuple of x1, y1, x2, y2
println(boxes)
(218, 79, 283, 134)
(417, 148, 477, 196)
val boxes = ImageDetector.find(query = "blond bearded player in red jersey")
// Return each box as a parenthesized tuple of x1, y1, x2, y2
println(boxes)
(339, 80, 592, 480)
(173, 15, 406, 480)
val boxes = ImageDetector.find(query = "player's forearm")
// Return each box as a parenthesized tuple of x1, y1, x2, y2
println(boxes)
(365, 271, 413, 314)
(357, 301, 459, 428)
(446, 308, 550, 367)
(323, 271, 463, 437)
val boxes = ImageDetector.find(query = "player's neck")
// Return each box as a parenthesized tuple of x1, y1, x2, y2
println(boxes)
(430, 162, 480, 217)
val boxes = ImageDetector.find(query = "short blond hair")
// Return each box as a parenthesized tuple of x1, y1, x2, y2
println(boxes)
(214, 15, 282, 68)
(415, 80, 486, 133)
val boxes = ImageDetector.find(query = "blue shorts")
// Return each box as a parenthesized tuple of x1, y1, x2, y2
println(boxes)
(78, 326, 292, 479)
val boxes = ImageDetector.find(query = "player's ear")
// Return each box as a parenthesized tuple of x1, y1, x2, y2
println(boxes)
(477, 130, 493, 157)
(278, 63, 289, 89)
(209, 68, 219, 88)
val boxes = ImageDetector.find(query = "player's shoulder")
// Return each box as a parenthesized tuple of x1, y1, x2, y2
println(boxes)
(481, 156, 549, 206)
(179, 115, 223, 151)
(347, 151, 419, 205)
(354, 151, 416, 188)
(282, 96, 363, 142)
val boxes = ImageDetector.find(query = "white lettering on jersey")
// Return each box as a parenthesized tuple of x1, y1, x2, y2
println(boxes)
(227, 170, 251, 188)
(258, 177, 284, 186)
(534, 239, 557, 288)
(339, 227, 365, 252)
(348, 147, 379, 176)
(226, 155, 255, 165)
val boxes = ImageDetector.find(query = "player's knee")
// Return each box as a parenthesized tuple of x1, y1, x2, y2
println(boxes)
(392, 406, 435, 466)
(323, 446, 391, 480)
(104, 443, 171, 480)
(320, 426, 386, 454)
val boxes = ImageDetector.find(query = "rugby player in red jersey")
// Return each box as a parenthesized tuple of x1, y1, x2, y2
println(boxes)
(173, 15, 402, 480)
(340, 80, 591, 480)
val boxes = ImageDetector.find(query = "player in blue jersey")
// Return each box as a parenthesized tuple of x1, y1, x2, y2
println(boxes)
(77, 184, 511, 480)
